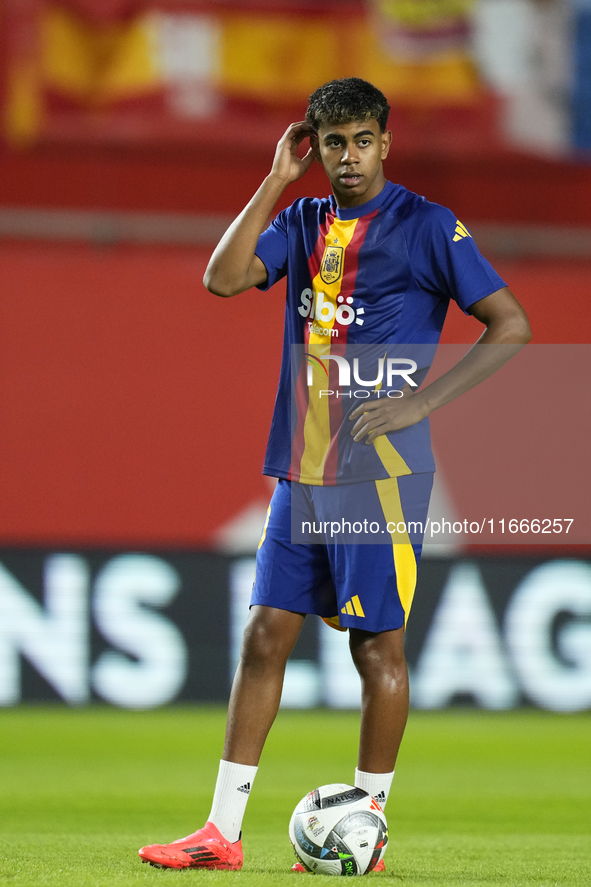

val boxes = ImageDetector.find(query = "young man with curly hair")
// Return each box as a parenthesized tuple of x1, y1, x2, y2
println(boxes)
(139, 77, 530, 872)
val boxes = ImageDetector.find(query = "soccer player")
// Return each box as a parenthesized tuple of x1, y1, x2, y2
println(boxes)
(139, 78, 530, 872)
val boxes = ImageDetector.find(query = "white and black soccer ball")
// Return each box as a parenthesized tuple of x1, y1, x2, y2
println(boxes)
(289, 783, 388, 876)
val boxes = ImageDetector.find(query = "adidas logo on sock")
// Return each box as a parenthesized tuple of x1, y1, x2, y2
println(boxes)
(237, 782, 251, 794)
(374, 791, 386, 804)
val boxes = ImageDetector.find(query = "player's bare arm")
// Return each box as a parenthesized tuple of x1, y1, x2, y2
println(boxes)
(203, 121, 315, 297)
(350, 286, 531, 444)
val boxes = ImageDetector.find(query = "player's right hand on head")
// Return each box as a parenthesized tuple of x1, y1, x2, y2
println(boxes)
(270, 121, 316, 186)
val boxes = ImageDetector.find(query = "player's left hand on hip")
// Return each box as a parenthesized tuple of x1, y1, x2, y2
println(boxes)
(349, 394, 428, 444)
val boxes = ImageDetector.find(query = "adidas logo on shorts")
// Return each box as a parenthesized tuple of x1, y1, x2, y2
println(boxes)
(237, 782, 251, 794)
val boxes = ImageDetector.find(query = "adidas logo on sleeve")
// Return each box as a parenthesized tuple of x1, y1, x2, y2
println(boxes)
(453, 220, 472, 242)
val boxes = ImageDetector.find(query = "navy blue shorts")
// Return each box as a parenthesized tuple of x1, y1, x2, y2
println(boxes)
(252, 474, 433, 633)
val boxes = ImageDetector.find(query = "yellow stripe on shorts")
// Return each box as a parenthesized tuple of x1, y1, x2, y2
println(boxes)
(374, 477, 417, 627)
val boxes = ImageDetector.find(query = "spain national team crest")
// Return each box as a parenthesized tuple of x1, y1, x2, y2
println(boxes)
(320, 245, 344, 284)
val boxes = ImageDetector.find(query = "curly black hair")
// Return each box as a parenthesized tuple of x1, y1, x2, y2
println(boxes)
(306, 78, 390, 133)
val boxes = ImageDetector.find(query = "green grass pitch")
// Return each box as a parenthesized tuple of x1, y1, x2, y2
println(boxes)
(1, 707, 590, 886)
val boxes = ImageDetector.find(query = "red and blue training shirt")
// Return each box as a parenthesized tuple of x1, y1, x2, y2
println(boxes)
(254, 180, 506, 485)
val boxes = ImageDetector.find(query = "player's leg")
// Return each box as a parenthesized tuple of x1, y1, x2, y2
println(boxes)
(349, 625, 408, 775)
(350, 627, 409, 876)
(292, 627, 407, 875)
(138, 605, 304, 870)
(140, 480, 332, 870)
(319, 475, 432, 808)
(223, 604, 306, 765)
(204, 605, 305, 846)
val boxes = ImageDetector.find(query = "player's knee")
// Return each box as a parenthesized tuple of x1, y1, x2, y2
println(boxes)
(240, 614, 291, 671)
(350, 631, 406, 683)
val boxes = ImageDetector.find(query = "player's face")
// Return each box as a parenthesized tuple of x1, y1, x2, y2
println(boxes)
(312, 118, 392, 208)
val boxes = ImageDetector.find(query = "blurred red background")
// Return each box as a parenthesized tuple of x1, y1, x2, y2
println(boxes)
(0, 0, 589, 549)
(0, 235, 588, 548)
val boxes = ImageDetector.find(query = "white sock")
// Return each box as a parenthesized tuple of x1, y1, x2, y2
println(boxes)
(208, 760, 258, 843)
(354, 767, 394, 810)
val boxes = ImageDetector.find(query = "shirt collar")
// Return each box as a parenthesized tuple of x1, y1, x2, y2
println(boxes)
(330, 180, 394, 220)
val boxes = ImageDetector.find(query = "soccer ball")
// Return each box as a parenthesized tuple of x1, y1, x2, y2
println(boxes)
(289, 783, 388, 876)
